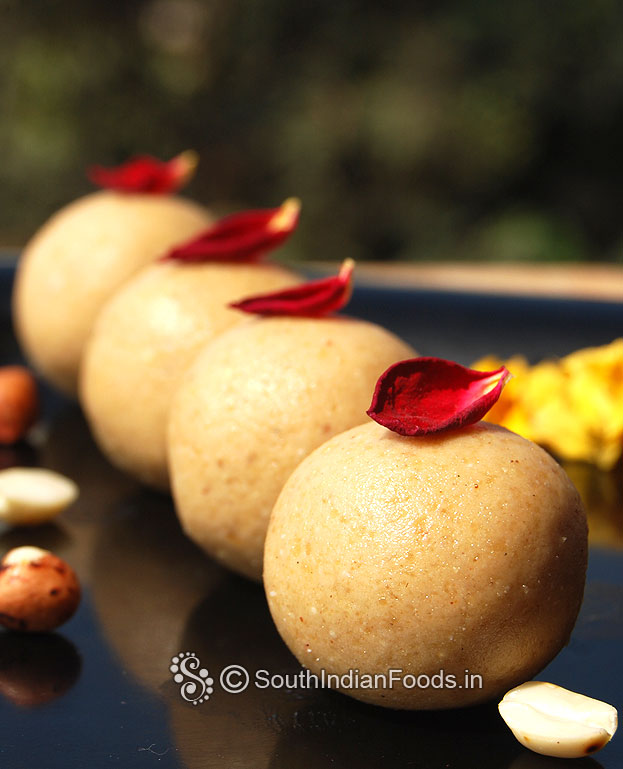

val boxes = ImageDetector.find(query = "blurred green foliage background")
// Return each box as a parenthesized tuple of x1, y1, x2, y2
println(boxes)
(1, 0, 623, 262)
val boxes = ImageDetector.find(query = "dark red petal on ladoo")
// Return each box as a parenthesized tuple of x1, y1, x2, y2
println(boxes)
(230, 259, 354, 317)
(163, 198, 300, 263)
(87, 151, 197, 194)
(367, 357, 510, 436)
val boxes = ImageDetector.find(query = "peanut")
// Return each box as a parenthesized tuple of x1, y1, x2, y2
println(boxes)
(0, 467, 78, 526)
(0, 546, 81, 632)
(0, 366, 39, 444)
(499, 681, 618, 758)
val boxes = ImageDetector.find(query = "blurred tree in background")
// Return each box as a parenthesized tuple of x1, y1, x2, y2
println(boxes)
(1, 0, 623, 262)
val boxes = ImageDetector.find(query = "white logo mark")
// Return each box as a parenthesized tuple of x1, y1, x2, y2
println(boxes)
(170, 652, 214, 705)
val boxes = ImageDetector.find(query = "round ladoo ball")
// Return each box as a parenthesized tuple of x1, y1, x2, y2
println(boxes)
(13, 190, 212, 395)
(80, 261, 299, 490)
(168, 317, 415, 580)
(264, 421, 588, 710)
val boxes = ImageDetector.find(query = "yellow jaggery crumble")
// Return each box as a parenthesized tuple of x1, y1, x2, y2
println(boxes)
(473, 339, 623, 469)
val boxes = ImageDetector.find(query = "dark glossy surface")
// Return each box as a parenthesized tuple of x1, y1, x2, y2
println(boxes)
(0, 266, 621, 768)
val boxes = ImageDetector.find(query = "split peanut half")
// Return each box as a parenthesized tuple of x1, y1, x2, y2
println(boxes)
(499, 681, 618, 758)
(0, 467, 78, 526)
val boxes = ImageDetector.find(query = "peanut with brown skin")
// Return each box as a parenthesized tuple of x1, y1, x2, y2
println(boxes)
(0, 547, 81, 632)
(0, 366, 39, 444)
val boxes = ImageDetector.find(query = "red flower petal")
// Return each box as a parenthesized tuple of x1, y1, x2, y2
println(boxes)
(87, 151, 197, 194)
(230, 259, 354, 317)
(163, 198, 301, 263)
(367, 357, 511, 436)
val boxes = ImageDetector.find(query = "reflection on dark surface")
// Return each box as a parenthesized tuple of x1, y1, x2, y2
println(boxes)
(180, 572, 295, 673)
(169, 579, 522, 769)
(0, 595, 185, 768)
(509, 753, 604, 769)
(170, 575, 301, 767)
(0, 631, 81, 707)
(269, 697, 519, 769)
(91, 488, 223, 691)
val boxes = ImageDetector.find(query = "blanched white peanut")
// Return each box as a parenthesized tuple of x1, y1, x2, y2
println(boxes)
(0, 468, 78, 526)
(499, 681, 618, 759)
